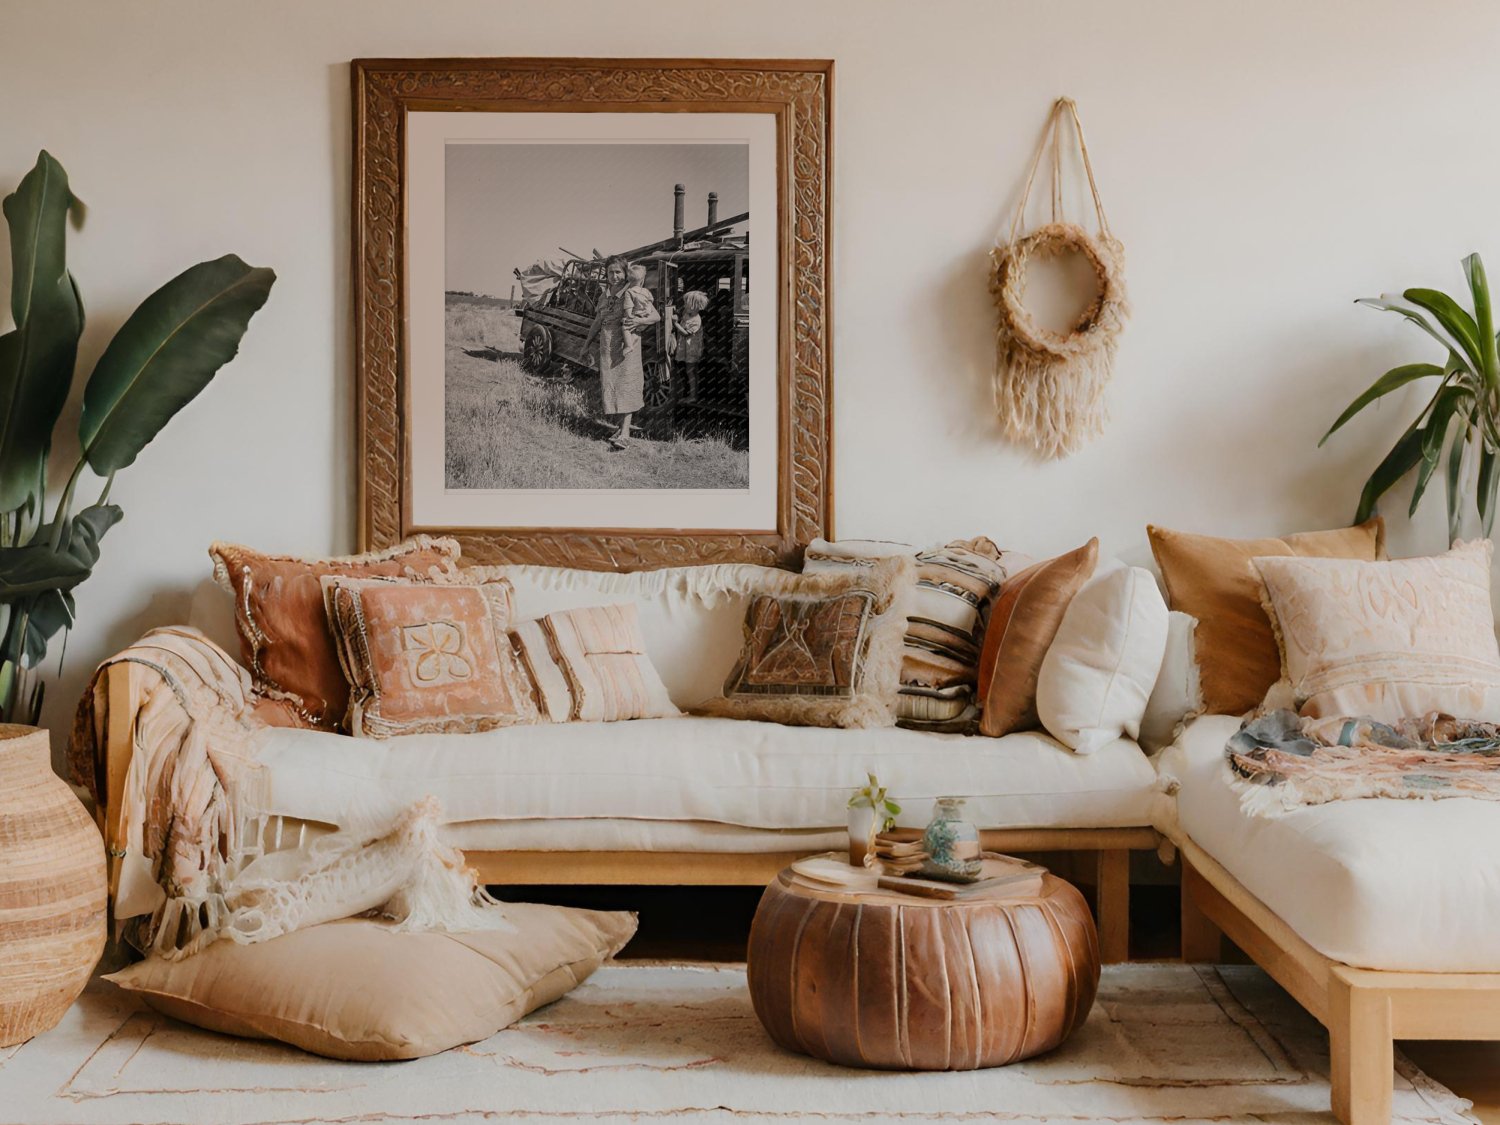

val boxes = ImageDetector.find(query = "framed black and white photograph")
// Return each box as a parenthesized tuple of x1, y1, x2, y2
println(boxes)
(353, 58, 833, 569)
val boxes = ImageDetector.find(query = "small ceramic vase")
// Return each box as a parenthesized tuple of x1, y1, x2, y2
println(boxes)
(921, 796, 983, 882)
(847, 804, 878, 867)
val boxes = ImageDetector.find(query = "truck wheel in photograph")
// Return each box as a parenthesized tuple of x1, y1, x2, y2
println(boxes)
(521, 326, 554, 374)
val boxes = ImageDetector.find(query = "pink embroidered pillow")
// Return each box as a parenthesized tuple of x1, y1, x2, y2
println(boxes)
(1254, 540, 1500, 722)
(322, 575, 539, 738)
(510, 603, 679, 723)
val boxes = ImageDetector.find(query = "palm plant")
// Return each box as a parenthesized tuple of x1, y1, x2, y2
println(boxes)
(0, 151, 274, 724)
(1323, 253, 1500, 544)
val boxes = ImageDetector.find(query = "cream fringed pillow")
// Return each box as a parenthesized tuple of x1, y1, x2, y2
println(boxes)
(323, 574, 539, 738)
(1254, 540, 1500, 722)
(105, 905, 637, 1061)
(510, 603, 680, 723)
(699, 555, 915, 729)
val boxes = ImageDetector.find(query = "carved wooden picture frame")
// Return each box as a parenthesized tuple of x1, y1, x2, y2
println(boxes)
(352, 58, 832, 569)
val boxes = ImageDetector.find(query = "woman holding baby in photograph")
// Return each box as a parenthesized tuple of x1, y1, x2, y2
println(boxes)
(583, 256, 660, 450)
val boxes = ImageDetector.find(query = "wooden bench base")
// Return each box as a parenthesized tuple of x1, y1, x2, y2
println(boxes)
(467, 826, 1157, 964)
(1178, 836, 1500, 1125)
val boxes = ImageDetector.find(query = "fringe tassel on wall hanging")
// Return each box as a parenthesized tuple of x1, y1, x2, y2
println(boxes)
(991, 97, 1129, 460)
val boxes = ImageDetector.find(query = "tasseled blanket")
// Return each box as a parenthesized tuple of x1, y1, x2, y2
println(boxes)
(70, 627, 510, 960)
(1226, 708, 1500, 816)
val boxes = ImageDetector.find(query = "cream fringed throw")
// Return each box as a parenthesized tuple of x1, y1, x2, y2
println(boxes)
(69, 628, 509, 960)
(991, 98, 1129, 460)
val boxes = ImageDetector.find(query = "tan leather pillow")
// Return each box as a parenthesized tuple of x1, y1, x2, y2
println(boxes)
(323, 575, 540, 737)
(210, 537, 461, 729)
(1147, 518, 1385, 716)
(104, 904, 637, 1061)
(977, 539, 1099, 737)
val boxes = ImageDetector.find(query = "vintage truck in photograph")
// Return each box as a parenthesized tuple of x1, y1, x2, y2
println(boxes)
(515, 186, 749, 440)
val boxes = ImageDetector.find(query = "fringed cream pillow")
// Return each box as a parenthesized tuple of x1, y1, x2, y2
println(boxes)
(698, 555, 916, 729)
(510, 603, 679, 723)
(1254, 540, 1500, 723)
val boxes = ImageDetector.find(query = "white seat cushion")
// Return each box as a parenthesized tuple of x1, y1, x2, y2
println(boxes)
(248, 717, 1158, 834)
(1158, 714, 1500, 972)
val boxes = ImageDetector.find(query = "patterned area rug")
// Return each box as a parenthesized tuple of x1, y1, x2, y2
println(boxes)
(0, 962, 1475, 1124)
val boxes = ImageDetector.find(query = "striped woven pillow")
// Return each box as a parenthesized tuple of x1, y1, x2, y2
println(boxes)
(803, 538, 1026, 732)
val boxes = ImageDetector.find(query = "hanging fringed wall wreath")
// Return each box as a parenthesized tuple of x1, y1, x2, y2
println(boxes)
(991, 97, 1129, 460)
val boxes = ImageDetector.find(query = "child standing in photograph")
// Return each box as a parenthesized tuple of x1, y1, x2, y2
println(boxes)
(671, 289, 710, 403)
(620, 262, 655, 354)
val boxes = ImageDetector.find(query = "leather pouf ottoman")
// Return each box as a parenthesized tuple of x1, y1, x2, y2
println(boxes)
(747, 866, 1100, 1070)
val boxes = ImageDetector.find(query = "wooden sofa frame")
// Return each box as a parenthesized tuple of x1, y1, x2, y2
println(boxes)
(1179, 835, 1500, 1125)
(99, 661, 1156, 963)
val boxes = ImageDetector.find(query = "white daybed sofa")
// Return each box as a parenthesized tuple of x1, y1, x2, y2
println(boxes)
(96, 561, 1163, 963)
(1159, 714, 1500, 1125)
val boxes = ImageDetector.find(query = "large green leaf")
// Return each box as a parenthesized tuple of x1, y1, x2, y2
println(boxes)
(59, 503, 121, 567)
(79, 254, 274, 473)
(1410, 387, 1469, 517)
(1404, 287, 1483, 373)
(1320, 362, 1443, 446)
(0, 151, 84, 512)
(1357, 295, 1473, 367)
(0, 542, 90, 598)
(1355, 421, 1426, 524)
(1462, 253, 1499, 391)
(1445, 410, 1472, 544)
(1481, 447, 1500, 536)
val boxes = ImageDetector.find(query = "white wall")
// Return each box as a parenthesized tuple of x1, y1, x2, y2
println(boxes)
(2, 0, 1497, 746)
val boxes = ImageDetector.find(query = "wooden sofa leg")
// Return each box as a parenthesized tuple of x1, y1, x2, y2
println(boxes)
(1179, 858, 1224, 963)
(1328, 968, 1393, 1125)
(1094, 848, 1129, 964)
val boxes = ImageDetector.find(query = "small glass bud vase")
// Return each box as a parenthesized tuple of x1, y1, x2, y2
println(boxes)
(921, 797, 983, 882)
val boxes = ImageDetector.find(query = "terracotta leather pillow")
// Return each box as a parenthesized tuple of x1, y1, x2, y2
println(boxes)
(105, 904, 637, 1061)
(1147, 518, 1385, 716)
(323, 575, 540, 738)
(210, 537, 461, 730)
(977, 539, 1099, 738)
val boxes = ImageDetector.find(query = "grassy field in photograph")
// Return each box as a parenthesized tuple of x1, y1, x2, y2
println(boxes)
(444, 293, 749, 491)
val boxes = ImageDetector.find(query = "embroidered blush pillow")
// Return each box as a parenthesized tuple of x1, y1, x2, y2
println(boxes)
(1254, 540, 1500, 722)
(510, 603, 679, 723)
(323, 575, 539, 738)
(699, 555, 916, 729)
(211, 537, 461, 730)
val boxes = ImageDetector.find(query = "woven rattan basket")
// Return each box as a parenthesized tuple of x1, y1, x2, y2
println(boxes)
(0, 724, 106, 1046)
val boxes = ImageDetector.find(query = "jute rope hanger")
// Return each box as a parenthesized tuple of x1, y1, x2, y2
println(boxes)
(991, 97, 1129, 461)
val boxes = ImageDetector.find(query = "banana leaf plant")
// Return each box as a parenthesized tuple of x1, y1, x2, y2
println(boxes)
(1323, 253, 1500, 545)
(0, 151, 274, 725)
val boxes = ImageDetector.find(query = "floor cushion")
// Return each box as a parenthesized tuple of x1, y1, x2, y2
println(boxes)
(1159, 714, 1500, 972)
(105, 903, 637, 1060)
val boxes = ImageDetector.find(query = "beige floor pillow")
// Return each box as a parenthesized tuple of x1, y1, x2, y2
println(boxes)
(105, 903, 636, 1060)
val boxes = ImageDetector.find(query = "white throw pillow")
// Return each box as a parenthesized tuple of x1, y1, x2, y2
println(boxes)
(1036, 564, 1169, 754)
(1138, 611, 1202, 752)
